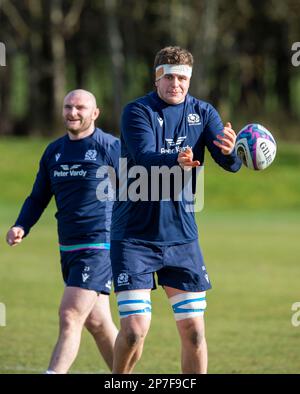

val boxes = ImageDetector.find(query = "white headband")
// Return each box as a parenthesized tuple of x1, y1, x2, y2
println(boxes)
(155, 64, 192, 81)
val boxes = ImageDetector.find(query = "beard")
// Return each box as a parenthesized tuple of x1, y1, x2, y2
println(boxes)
(64, 118, 92, 134)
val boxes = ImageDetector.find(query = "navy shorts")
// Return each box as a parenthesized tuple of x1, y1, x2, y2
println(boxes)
(60, 249, 112, 294)
(110, 239, 212, 292)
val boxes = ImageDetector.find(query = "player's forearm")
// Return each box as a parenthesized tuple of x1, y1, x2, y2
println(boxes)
(14, 195, 49, 236)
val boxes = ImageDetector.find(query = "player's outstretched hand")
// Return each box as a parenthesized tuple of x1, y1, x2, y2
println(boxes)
(213, 122, 236, 155)
(177, 147, 200, 171)
(6, 226, 25, 246)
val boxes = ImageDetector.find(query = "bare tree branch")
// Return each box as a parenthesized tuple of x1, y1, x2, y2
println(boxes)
(1, 0, 30, 40)
(64, 0, 85, 36)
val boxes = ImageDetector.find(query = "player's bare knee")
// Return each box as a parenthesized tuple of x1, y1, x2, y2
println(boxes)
(85, 316, 104, 335)
(124, 329, 145, 348)
(179, 318, 205, 346)
(116, 291, 151, 348)
(188, 327, 205, 347)
(59, 308, 83, 329)
(122, 319, 149, 348)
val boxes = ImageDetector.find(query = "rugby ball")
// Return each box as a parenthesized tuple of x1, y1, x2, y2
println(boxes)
(235, 123, 277, 170)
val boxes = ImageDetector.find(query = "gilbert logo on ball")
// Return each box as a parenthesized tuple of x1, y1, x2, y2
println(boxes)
(235, 124, 277, 170)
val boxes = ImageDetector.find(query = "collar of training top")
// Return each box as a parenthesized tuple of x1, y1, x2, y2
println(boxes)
(155, 64, 192, 81)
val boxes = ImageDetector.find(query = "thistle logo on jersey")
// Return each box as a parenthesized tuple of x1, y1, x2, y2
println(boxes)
(187, 113, 201, 126)
(53, 164, 87, 177)
(117, 272, 129, 286)
(84, 150, 97, 161)
(161, 136, 187, 153)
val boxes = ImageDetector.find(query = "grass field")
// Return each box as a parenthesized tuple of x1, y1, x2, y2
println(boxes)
(0, 137, 300, 374)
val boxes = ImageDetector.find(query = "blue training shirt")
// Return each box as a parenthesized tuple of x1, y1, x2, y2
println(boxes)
(15, 128, 120, 247)
(111, 91, 242, 245)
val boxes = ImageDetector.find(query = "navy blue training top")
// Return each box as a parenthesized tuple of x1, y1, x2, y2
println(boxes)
(15, 128, 120, 246)
(111, 91, 242, 245)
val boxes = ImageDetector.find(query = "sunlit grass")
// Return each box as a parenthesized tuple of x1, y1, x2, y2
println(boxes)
(0, 138, 299, 373)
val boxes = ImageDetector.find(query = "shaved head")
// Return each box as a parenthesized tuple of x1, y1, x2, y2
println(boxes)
(62, 89, 100, 139)
(64, 89, 97, 109)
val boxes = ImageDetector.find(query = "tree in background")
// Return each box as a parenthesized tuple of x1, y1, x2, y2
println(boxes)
(1, 0, 300, 139)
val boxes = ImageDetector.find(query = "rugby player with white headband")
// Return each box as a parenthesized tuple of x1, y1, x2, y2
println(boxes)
(110, 46, 242, 373)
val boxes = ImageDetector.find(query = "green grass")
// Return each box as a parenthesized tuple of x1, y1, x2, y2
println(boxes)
(1, 210, 299, 374)
(0, 136, 300, 210)
(0, 137, 300, 374)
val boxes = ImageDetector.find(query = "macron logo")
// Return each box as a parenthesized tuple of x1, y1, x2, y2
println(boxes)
(55, 153, 61, 162)
(105, 280, 112, 290)
(82, 273, 90, 283)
